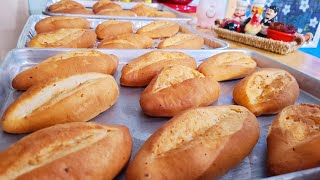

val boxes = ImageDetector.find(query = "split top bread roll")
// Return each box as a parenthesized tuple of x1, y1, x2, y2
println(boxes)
(126, 105, 260, 179)
(267, 104, 320, 175)
(48, 0, 93, 14)
(12, 50, 119, 90)
(96, 20, 134, 40)
(233, 68, 299, 116)
(137, 21, 179, 38)
(158, 33, 204, 49)
(197, 52, 257, 81)
(92, 0, 122, 14)
(121, 51, 197, 87)
(130, 4, 176, 18)
(0, 122, 132, 180)
(98, 33, 154, 49)
(29, 28, 97, 48)
(140, 65, 220, 117)
(96, 9, 136, 16)
(2, 73, 119, 134)
(35, 16, 90, 34)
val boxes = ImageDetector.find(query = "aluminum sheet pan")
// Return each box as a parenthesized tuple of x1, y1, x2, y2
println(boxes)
(0, 49, 319, 180)
(17, 15, 228, 50)
(43, 0, 192, 21)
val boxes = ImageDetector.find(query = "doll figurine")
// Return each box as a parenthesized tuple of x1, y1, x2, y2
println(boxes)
(232, 0, 249, 25)
(243, 0, 266, 27)
(257, 5, 279, 37)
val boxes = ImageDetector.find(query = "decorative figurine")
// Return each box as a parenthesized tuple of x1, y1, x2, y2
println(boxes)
(232, 0, 250, 25)
(257, 5, 279, 37)
(244, 11, 262, 35)
(221, 20, 241, 32)
(243, 0, 266, 27)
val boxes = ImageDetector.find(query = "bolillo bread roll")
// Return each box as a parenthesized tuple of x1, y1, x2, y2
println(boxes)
(92, 0, 122, 14)
(137, 21, 179, 39)
(12, 50, 119, 90)
(48, 0, 93, 14)
(233, 68, 299, 116)
(158, 33, 204, 49)
(96, 20, 134, 40)
(96, 9, 136, 17)
(120, 51, 197, 87)
(29, 28, 97, 48)
(140, 65, 220, 117)
(147, 11, 176, 18)
(0, 122, 132, 180)
(130, 3, 158, 16)
(126, 105, 260, 179)
(267, 104, 320, 175)
(2, 73, 119, 134)
(98, 33, 154, 49)
(197, 52, 257, 81)
(35, 16, 90, 34)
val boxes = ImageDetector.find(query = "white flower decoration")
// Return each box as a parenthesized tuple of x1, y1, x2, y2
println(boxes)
(266, 0, 274, 7)
(298, 28, 303, 33)
(309, 17, 319, 28)
(299, 0, 309, 12)
(282, 5, 291, 15)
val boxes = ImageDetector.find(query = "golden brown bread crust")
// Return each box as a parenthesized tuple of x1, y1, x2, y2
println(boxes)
(197, 52, 257, 81)
(126, 105, 260, 179)
(130, 4, 176, 18)
(158, 33, 204, 49)
(48, 0, 93, 14)
(2, 73, 119, 133)
(35, 16, 90, 34)
(92, 0, 122, 14)
(12, 50, 119, 90)
(29, 28, 97, 48)
(98, 33, 154, 49)
(233, 68, 299, 116)
(120, 51, 197, 87)
(140, 66, 220, 117)
(96, 9, 136, 16)
(96, 20, 134, 40)
(0, 122, 132, 179)
(267, 104, 320, 175)
(137, 21, 179, 39)
(147, 11, 177, 18)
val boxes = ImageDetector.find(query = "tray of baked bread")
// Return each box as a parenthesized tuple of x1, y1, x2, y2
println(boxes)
(0, 48, 319, 179)
(43, 0, 192, 21)
(17, 15, 228, 50)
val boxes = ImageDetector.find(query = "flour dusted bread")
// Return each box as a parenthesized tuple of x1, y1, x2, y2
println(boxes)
(198, 52, 257, 81)
(121, 51, 197, 87)
(29, 28, 97, 48)
(233, 68, 299, 116)
(97, 9, 136, 17)
(48, 0, 93, 14)
(137, 21, 179, 38)
(96, 20, 134, 40)
(0, 122, 132, 179)
(12, 50, 119, 90)
(126, 105, 260, 179)
(267, 104, 320, 175)
(2, 73, 119, 133)
(92, 0, 122, 14)
(158, 33, 204, 49)
(35, 16, 90, 34)
(98, 33, 154, 49)
(140, 66, 220, 117)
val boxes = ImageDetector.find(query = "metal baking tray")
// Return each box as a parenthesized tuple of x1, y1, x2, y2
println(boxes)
(17, 15, 228, 50)
(0, 48, 319, 179)
(43, 0, 192, 21)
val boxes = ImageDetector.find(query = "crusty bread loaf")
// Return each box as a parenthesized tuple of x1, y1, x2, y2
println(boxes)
(267, 104, 320, 175)
(140, 66, 220, 117)
(12, 50, 119, 90)
(2, 73, 119, 133)
(233, 68, 299, 116)
(35, 16, 90, 34)
(96, 20, 134, 40)
(29, 28, 97, 48)
(126, 105, 260, 179)
(120, 51, 197, 87)
(197, 52, 257, 81)
(48, 0, 93, 14)
(158, 33, 204, 49)
(92, 0, 122, 14)
(96, 9, 136, 16)
(137, 21, 179, 39)
(98, 33, 154, 49)
(0, 122, 132, 179)
(130, 3, 158, 16)
(147, 11, 177, 18)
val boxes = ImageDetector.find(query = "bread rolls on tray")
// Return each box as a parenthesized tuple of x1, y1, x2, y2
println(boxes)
(98, 33, 154, 49)
(29, 28, 97, 48)
(2, 73, 119, 134)
(137, 21, 179, 39)
(96, 9, 136, 17)
(96, 20, 134, 40)
(12, 50, 119, 90)
(48, 0, 93, 14)
(130, 4, 158, 17)
(92, 0, 122, 14)
(158, 33, 204, 49)
(35, 16, 90, 34)
(120, 51, 197, 87)
(198, 52, 257, 81)
(233, 68, 299, 116)
(126, 105, 260, 179)
(147, 11, 177, 18)
(0, 122, 132, 179)
(267, 104, 320, 175)
(140, 66, 220, 117)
